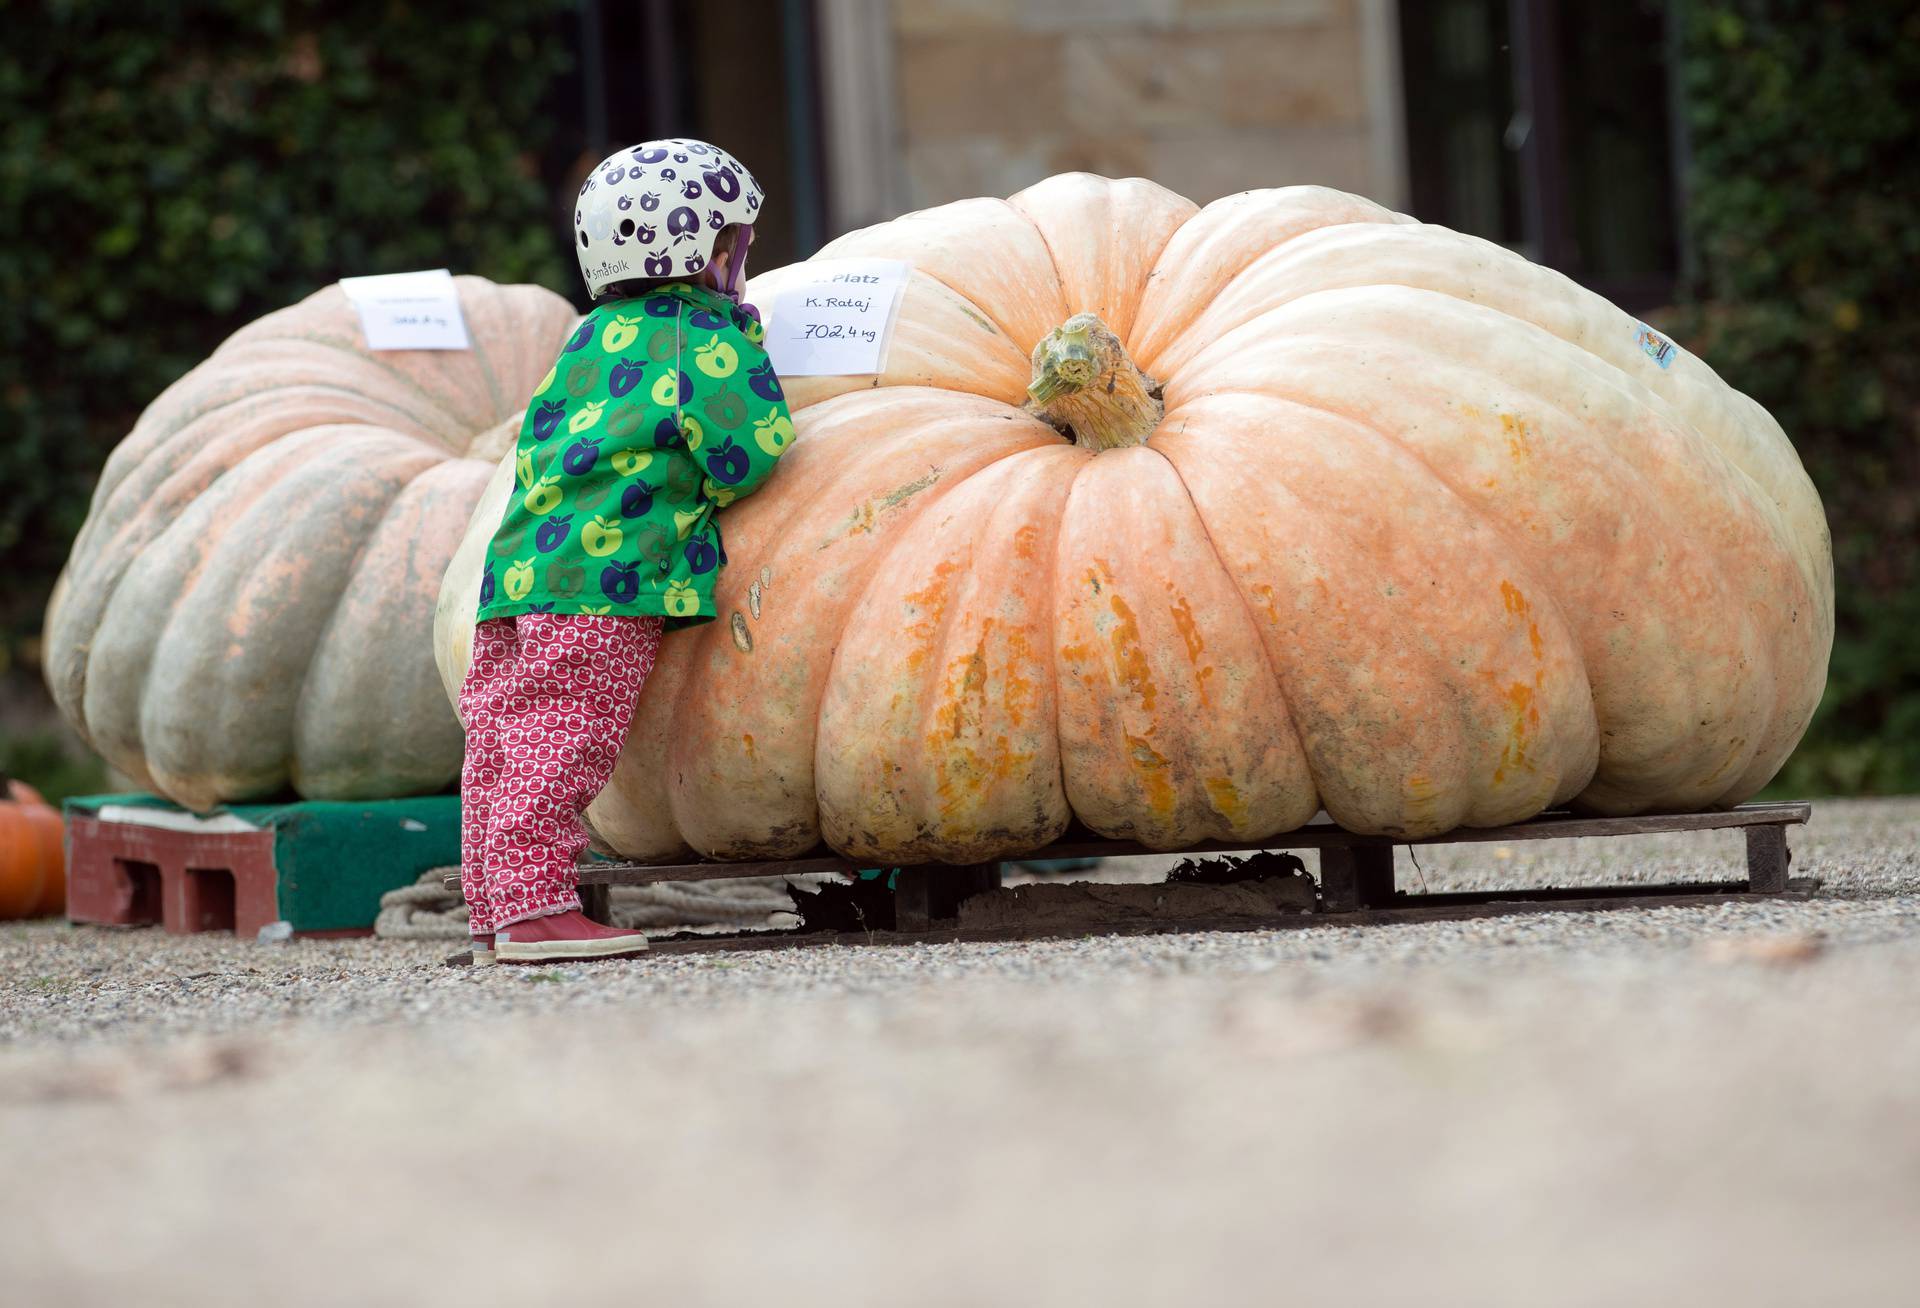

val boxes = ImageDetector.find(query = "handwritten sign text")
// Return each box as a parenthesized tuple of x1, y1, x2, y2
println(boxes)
(763, 259, 909, 376)
(339, 269, 472, 351)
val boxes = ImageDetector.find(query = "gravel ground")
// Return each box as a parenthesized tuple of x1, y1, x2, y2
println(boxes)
(2, 797, 1917, 1306)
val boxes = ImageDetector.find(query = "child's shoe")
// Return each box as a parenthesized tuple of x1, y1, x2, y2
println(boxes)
(494, 910, 650, 964)
(470, 933, 496, 967)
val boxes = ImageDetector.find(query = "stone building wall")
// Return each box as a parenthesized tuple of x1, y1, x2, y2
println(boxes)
(880, 0, 1406, 211)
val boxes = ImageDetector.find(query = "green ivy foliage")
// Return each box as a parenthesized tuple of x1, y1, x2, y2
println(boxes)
(1673, 1, 1920, 794)
(0, 0, 575, 661)
(5, 0, 1914, 809)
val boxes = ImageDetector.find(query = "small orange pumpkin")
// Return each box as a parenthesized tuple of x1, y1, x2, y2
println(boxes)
(0, 775, 65, 919)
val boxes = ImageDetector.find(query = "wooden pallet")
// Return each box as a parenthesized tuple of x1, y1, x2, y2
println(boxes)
(510, 801, 1814, 958)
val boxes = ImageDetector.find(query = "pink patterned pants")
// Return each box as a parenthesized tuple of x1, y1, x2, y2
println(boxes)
(458, 613, 663, 934)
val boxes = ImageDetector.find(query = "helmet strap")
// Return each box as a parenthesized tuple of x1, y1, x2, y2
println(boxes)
(721, 225, 755, 301)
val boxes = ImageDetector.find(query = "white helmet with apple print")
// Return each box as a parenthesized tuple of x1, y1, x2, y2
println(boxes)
(574, 138, 764, 300)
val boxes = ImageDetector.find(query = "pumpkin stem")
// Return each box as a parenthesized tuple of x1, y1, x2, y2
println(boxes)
(1023, 313, 1162, 450)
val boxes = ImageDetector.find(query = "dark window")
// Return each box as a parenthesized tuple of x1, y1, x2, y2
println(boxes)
(1399, 0, 1681, 311)
(1400, 0, 1524, 248)
(540, 0, 828, 302)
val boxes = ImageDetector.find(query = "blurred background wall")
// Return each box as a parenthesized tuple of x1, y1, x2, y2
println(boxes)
(868, 1, 1404, 219)
(2, 0, 1913, 800)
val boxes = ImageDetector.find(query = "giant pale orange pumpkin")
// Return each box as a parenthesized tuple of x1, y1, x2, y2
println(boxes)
(47, 277, 578, 810)
(436, 175, 1832, 863)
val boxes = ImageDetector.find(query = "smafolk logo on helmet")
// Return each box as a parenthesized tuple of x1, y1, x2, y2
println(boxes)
(574, 138, 764, 300)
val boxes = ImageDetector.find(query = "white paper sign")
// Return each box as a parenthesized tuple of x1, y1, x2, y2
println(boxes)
(339, 268, 471, 351)
(762, 259, 909, 376)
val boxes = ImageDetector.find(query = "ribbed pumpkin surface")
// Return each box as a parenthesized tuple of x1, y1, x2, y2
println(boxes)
(437, 176, 1833, 863)
(48, 276, 577, 810)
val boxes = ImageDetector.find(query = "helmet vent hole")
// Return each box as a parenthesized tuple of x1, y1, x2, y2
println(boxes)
(619, 218, 635, 237)
(578, 231, 589, 248)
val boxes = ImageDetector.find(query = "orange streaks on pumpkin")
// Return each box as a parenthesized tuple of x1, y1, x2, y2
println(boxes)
(1491, 678, 1544, 786)
(1701, 736, 1751, 784)
(1170, 594, 1204, 663)
(1251, 582, 1281, 625)
(824, 469, 945, 546)
(1203, 775, 1246, 827)
(1168, 594, 1211, 707)
(1013, 521, 1042, 562)
(1499, 412, 1534, 462)
(1499, 581, 1545, 660)
(1105, 592, 1157, 711)
(927, 615, 1044, 824)
(933, 621, 992, 741)
(901, 558, 961, 675)
(1125, 732, 1178, 815)
(1000, 626, 1041, 728)
(1311, 574, 1351, 619)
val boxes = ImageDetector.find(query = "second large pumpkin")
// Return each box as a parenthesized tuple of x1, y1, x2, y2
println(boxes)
(47, 276, 577, 810)
(437, 174, 1832, 862)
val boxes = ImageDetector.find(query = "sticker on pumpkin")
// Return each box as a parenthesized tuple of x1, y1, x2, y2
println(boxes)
(1635, 323, 1676, 369)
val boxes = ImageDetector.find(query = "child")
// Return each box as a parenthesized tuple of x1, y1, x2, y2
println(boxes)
(459, 139, 795, 965)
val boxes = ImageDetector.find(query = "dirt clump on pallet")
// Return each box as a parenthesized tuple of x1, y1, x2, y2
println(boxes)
(958, 870, 1316, 932)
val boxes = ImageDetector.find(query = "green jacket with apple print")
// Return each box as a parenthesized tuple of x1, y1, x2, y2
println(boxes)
(476, 283, 795, 628)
